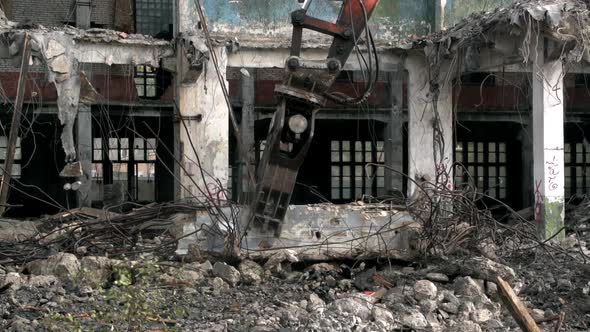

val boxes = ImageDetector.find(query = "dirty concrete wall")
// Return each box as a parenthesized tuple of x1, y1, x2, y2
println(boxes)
(177, 46, 229, 201)
(443, 0, 512, 28)
(11, 0, 115, 28)
(201, 0, 434, 45)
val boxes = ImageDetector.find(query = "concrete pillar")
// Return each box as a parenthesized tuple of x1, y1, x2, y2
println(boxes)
(76, 104, 92, 207)
(532, 39, 565, 240)
(406, 54, 453, 196)
(384, 69, 404, 197)
(177, 47, 229, 201)
(76, 0, 92, 29)
(238, 68, 256, 203)
(519, 123, 534, 209)
(175, 1, 229, 202)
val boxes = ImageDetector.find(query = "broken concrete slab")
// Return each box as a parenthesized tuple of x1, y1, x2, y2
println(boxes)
(176, 204, 419, 262)
(45, 39, 66, 59)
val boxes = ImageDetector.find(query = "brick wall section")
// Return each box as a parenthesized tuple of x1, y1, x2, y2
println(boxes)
(10, 0, 115, 29)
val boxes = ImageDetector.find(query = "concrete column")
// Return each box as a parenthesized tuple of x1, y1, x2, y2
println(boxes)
(177, 47, 229, 201)
(239, 68, 256, 203)
(532, 39, 565, 240)
(406, 54, 453, 196)
(76, 104, 92, 207)
(76, 0, 92, 29)
(175, 1, 229, 202)
(384, 69, 404, 197)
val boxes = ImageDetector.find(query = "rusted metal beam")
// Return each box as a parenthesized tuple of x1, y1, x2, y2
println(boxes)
(0, 33, 31, 215)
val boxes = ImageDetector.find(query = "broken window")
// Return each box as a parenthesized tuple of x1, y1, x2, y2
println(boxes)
(135, 0, 173, 39)
(564, 142, 590, 197)
(91, 136, 158, 204)
(330, 140, 385, 201)
(133, 137, 157, 202)
(135, 65, 157, 99)
(0, 136, 21, 179)
(455, 141, 507, 200)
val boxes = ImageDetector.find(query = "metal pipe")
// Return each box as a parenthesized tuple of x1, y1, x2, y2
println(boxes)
(302, 0, 313, 10)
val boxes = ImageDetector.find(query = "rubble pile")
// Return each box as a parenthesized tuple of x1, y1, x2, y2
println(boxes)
(0, 243, 585, 331)
(0, 199, 588, 331)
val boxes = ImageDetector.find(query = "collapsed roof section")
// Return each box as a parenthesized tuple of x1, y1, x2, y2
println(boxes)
(407, 0, 590, 72)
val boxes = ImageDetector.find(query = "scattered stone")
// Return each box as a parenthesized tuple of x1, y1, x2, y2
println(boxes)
(25, 253, 80, 284)
(353, 267, 376, 291)
(531, 308, 545, 321)
(471, 308, 493, 323)
(325, 276, 337, 287)
(329, 297, 373, 320)
(454, 276, 485, 297)
(557, 279, 573, 291)
(307, 293, 326, 314)
(208, 276, 229, 291)
(28, 275, 59, 288)
(79, 256, 113, 288)
(447, 320, 483, 332)
(199, 260, 213, 273)
(372, 305, 397, 328)
(485, 281, 498, 299)
(426, 272, 449, 283)
(400, 308, 428, 329)
(2, 272, 24, 290)
(414, 280, 438, 300)
(440, 302, 459, 314)
(419, 299, 437, 314)
(239, 260, 264, 285)
(442, 257, 516, 282)
(213, 262, 241, 287)
(178, 270, 204, 284)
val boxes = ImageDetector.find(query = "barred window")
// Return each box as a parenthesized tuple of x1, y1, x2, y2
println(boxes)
(135, 0, 173, 38)
(455, 141, 507, 200)
(0, 136, 21, 179)
(330, 140, 385, 201)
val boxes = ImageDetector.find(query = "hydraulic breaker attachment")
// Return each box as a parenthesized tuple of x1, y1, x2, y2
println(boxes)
(249, 0, 380, 236)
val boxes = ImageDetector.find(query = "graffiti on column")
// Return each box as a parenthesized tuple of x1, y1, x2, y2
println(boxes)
(534, 179, 543, 223)
(436, 163, 453, 190)
(546, 156, 560, 191)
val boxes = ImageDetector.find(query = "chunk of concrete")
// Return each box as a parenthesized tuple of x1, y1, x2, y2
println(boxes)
(80, 256, 114, 288)
(329, 297, 373, 321)
(49, 54, 71, 74)
(414, 280, 438, 300)
(25, 253, 80, 283)
(238, 260, 264, 285)
(45, 39, 66, 59)
(213, 262, 240, 287)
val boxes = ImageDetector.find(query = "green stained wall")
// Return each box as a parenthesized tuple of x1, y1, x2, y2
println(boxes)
(201, 0, 435, 43)
(197, 0, 513, 43)
(443, 0, 513, 28)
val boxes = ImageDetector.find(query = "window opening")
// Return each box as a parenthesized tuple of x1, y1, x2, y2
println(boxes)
(0, 136, 22, 179)
(330, 140, 384, 201)
(455, 141, 507, 200)
(135, 65, 157, 99)
(564, 142, 590, 197)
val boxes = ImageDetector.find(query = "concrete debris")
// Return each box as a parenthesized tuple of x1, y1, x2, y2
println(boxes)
(413, 279, 438, 301)
(25, 253, 80, 284)
(0, 249, 582, 331)
(212, 262, 241, 287)
(238, 259, 264, 285)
